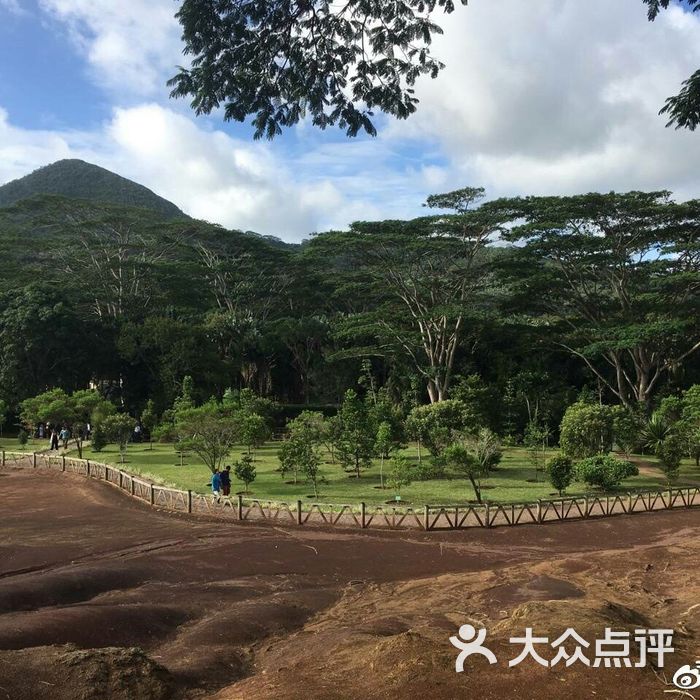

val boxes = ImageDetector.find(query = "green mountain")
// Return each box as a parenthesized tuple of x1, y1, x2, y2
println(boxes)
(0, 159, 187, 219)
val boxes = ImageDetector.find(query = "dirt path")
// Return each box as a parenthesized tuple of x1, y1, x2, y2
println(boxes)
(0, 469, 699, 699)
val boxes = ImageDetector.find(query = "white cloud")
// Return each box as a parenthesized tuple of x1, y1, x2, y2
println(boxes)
(0, 104, 416, 239)
(0, 0, 24, 15)
(38, 0, 182, 96)
(386, 0, 700, 199)
(5, 0, 700, 238)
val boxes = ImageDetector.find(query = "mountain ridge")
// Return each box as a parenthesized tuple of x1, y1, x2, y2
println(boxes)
(0, 159, 187, 219)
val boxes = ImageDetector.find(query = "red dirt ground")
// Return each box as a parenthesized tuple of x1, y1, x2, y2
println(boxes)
(0, 468, 699, 699)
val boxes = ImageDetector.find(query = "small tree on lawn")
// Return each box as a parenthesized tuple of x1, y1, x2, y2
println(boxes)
(299, 441, 323, 498)
(547, 455, 574, 496)
(611, 405, 643, 458)
(656, 434, 685, 486)
(238, 411, 272, 456)
(101, 414, 137, 464)
(234, 455, 256, 494)
(524, 421, 549, 482)
(279, 411, 324, 484)
(374, 421, 395, 489)
(90, 424, 107, 452)
(442, 443, 488, 504)
(18, 429, 28, 447)
(335, 389, 375, 478)
(175, 401, 239, 475)
(386, 455, 413, 502)
(469, 428, 502, 476)
(559, 401, 613, 460)
(141, 400, 158, 450)
(576, 455, 639, 492)
(642, 412, 672, 455)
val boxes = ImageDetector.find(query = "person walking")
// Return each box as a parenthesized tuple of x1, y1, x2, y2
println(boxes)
(59, 426, 70, 450)
(50, 429, 59, 451)
(211, 468, 222, 503)
(220, 465, 231, 497)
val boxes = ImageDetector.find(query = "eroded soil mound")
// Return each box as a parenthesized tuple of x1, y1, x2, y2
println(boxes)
(1, 469, 699, 699)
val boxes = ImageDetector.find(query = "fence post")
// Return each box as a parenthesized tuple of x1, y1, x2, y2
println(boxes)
(1, 451, 4, 467)
(296, 499, 302, 525)
(61, 456, 66, 472)
(424, 505, 430, 531)
(236, 494, 243, 520)
(606, 496, 610, 515)
(149, 484, 155, 506)
(32, 452, 37, 468)
(584, 496, 589, 518)
(537, 499, 542, 524)
(485, 502, 491, 528)
(668, 488, 673, 509)
(360, 501, 366, 529)
(86, 460, 90, 476)
(118, 471, 122, 489)
(130, 477, 135, 496)
(627, 492, 632, 514)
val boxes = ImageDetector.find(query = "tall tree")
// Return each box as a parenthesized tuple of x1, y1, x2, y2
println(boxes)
(497, 192, 700, 409)
(310, 188, 503, 402)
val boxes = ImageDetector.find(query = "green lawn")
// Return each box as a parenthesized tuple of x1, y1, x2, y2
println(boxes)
(0, 437, 51, 453)
(68, 441, 700, 506)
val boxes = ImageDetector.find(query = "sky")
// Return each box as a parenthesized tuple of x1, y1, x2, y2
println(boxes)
(0, 0, 700, 241)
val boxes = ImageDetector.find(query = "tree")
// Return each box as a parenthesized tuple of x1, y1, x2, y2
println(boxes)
(498, 192, 700, 409)
(547, 455, 574, 496)
(234, 455, 256, 494)
(405, 400, 470, 458)
(140, 400, 158, 450)
(18, 429, 28, 447)
(559, 402, 613, 460)
(374, 421, 394, 489)
(101, 413, 137, 464)
(524, 421, 550, 482)
(314, 189, 502, 402)
(175, 401, 239, 474)
(611, 405, 643, 458)
(20, 388, 115, 458)
(0, 399, 7, 437)
(278, 411, 325, 486)
(468, 428, 503, 476)
(238, 411, 272, 455)
(441, 442, 487, 503)
(656, 434, 685, 485)
(386, 455, 414, 502)
(170, 0, 467, 139)
(680, 384, 700, 466)
(644, 0, 700, 130)
(576, 455, 639, 491)
(335, 389, 375, 478)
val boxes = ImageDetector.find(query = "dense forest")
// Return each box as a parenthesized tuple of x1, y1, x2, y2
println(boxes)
(0, 181, 699, 443)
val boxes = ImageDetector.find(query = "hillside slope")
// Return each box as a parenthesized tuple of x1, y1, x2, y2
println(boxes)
(0, 159, 187, 219)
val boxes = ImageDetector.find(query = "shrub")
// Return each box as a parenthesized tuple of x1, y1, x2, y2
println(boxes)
(576, 455, 638, 491)
(656, 434, 685, 485)
(234, 455, 256, 493)
(559, 402, 613, 459)
(414, 459, 445, 481)
(18, 429, 28, 447)
(91, 425, 107, 452)
(547, 455, 574, 495)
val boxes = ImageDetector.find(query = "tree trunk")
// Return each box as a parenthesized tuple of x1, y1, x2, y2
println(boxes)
(469, 475, 482, 503)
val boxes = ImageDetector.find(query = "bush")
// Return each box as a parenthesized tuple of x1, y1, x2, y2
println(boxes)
(559, 402, 613, 459)
(547, 455, 574, 495)
(656, 434, 685, 484)
(18, 429, 28, 446)
(414, 459, 445, 481)
(576, 455, 638, 491)
(91, 425, 107, 452)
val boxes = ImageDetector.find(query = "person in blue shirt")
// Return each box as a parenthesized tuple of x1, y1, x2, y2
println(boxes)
(211, 468, 222, 502)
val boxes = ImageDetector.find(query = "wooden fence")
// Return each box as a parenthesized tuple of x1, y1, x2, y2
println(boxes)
(1, 450, 699, 531)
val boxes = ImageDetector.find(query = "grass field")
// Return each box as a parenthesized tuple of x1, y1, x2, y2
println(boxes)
(66, 440, 700, 506)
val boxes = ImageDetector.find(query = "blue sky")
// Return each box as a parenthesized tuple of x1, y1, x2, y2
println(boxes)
(1, 0, 700, 240)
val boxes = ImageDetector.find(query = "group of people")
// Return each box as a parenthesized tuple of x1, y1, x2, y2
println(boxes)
(37, 423, 74, 451)
(211, 465, 232, 501)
